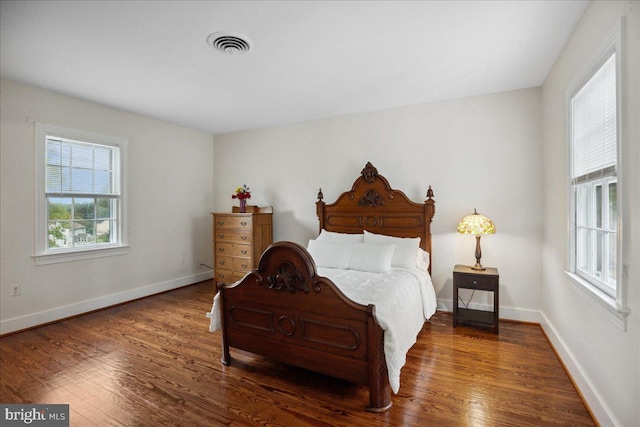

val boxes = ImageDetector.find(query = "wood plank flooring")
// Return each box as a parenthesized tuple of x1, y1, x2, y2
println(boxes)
(0, 280, 594, 426)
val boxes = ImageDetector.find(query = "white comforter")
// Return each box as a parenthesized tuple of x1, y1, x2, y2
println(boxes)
(207, 266, 437, 394)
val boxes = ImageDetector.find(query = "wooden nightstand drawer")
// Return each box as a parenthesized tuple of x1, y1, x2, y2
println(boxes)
(455, 274, 497, 291)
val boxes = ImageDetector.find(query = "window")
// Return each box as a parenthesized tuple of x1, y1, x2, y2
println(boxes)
(566, 19, 628, 329)
(570, 53, 617, 297)
(35, 124, 128, 264)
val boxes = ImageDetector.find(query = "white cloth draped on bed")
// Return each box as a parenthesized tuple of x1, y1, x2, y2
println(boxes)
(207, 265, 437, 394)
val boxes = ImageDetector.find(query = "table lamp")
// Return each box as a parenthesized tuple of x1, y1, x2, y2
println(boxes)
(457, 209, 495, 270)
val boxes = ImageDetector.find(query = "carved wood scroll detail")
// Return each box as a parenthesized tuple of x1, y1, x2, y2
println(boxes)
(358, 190, 385, 207)
(266, 262, 310, 294)
(361, 162, 379, 183)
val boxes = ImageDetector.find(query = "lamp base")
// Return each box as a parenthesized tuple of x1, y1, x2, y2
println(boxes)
(471, 262, 486, 271)
(472, 235, 485, 270)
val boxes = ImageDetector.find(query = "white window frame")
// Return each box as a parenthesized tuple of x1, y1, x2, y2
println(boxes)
(565, 19, 628, 330)
(34, 123, 129, 265)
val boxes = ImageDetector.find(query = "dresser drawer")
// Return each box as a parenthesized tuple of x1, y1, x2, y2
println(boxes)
(214, 216, 253, 230)
(214, 269, 246, 284)
(455, 274, 497, 291)
(215, 256, 251, 272)
(214, 230, 252, 244)
(215, 242, 252, 258)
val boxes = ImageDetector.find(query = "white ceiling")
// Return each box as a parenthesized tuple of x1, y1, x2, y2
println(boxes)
(0, 1, 589, 135)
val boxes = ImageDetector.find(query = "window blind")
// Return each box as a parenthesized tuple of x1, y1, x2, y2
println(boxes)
(46, 137, 121, 196)
(571, 53, 617, 181)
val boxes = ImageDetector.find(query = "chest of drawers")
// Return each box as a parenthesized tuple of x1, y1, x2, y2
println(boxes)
(212, 210, 273, 285)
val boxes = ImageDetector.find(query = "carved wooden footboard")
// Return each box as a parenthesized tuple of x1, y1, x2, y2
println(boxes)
(218, 241, 392, 412)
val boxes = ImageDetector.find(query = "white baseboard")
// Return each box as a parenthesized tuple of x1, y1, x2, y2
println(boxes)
(0, 271, 213, 335)
(539, 312, 618, 427)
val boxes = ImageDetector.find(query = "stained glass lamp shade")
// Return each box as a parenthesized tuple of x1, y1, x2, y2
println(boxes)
(457, 209, 496, 270)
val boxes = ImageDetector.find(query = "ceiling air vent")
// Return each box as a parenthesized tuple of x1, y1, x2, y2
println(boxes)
(207, 32, 253, 55)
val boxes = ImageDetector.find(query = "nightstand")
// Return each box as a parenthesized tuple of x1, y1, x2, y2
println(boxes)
(453, 264, 499, 334)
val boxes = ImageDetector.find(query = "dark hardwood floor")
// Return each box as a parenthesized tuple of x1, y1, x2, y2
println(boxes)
(0, 280, 594, 426)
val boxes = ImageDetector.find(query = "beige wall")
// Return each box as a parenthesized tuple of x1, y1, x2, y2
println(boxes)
(0, 78, 215, 333)
(541, 1, 640, 426)
(214, 87, 544, 322)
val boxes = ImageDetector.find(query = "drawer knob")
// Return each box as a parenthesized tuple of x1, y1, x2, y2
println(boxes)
(241, 236, 247, 241)
(218, 248, 224, 252)
(242, 263, 248, 269)
(241, 221, 247, 226)
(219, 261, 225, 265)
(218, 234, 225, 238)
(241, 250, 248, 255)
(218, 221, 225, 225)
(473, 280, 478, 285)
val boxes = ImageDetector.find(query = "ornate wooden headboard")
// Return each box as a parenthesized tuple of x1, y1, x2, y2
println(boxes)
(316, 162, 435, 273)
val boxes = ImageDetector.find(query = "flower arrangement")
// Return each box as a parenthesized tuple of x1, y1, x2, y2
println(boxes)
(231, 184, 251, 200)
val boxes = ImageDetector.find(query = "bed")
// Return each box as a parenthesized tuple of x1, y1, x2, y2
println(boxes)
(207, 162, 436, 412)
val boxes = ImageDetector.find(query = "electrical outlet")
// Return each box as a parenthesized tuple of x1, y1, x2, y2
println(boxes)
(11, 284, 21, 297)
(197, 260, 202, 269)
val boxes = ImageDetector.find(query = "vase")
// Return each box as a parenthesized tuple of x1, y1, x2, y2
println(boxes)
(239, 199, 247, 213)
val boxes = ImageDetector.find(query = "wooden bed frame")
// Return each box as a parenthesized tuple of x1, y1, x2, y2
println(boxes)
(217, 162, 435, 411)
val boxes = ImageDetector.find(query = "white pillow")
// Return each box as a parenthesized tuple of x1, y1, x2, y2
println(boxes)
(416, 248, 430, 272)
(306, 240, 395, 273)
(363, 230, 421, 269)
(307, 239, 350, 269)
(316, 229, 364, 243)
(349, 242, 395, 273)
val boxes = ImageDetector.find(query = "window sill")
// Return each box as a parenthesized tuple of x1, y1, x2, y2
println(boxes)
(565, 271, 628, 331)
(33, 245, 130, 265)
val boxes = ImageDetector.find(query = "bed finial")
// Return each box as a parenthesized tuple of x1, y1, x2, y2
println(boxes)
(425, 185, 435, 221)
(317, 188, 324, 201)
(426, 185, 434, 200)
(361, 162, 378, 183)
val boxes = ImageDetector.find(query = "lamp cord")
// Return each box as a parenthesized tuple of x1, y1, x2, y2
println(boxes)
(427, 312, 447, 327)
(458, 290, 475, 309)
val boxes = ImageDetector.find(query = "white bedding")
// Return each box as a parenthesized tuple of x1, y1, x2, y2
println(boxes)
(318, 266, 436, 393)
(206, 265, 437, 394)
